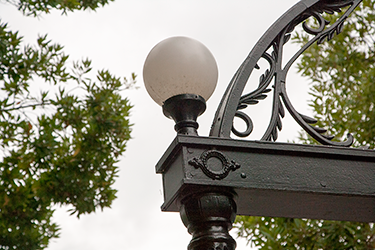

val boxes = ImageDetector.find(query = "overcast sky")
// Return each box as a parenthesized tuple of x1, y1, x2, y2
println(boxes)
(1, 1, 312, 249)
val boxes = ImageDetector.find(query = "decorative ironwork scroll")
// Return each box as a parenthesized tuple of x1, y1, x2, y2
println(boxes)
(189, 150, 240, 180)
(210, 0, 363, 147)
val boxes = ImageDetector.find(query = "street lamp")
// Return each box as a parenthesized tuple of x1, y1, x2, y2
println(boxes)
(143, 1, 374, 250)
(144, 36, 237, 250)
(143, 36, 218, 135)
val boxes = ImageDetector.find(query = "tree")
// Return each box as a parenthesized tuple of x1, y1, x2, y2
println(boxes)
(0, 1, 135, 249)
(6, 0, 113, 16)
(235, 0, 375, 249)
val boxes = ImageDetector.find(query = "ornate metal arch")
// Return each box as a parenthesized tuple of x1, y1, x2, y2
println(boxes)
(209, 0, 363, 147)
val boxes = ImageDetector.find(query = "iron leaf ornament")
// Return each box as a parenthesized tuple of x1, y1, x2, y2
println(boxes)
(210, 0, 361, 147)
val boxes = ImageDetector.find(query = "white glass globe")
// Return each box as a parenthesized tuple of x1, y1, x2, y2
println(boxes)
(143, 36, 218, 106)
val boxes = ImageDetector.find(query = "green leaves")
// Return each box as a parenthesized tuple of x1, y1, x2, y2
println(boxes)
(235, 216, 375, 249)
(10, 0, 114, 16)
(0, 23, 70, 99)
(1, 0, 132, 248)
(295, 0, 375, 148)
(0, 20, 135, 249)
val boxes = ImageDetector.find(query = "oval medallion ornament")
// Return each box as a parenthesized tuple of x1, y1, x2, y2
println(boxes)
(188, 150, 240, 180)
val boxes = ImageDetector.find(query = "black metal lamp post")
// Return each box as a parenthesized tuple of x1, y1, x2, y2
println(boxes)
(143, 36, 218, 136)
(143, 1, 375, 249)
(144, 36, 237, 250)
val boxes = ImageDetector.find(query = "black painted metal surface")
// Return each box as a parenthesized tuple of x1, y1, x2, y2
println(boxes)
(180, 191, 237, 250)
(153, 0, 372, 248)
(210, 0, 362, 146)
(163, 94, 206, 135)
(157, 135, 375, 222)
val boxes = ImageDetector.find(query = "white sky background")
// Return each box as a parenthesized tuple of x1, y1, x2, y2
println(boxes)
(0, 0, 313, 249)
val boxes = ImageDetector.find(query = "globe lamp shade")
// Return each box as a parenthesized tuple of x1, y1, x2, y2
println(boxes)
(143, 36, 218, 106)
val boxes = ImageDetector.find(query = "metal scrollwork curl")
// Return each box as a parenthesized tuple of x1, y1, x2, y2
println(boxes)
(231, 52, 275, 137)
(302, 11, 330, 36)
(232, 111, 253, 137)
(210, 0, 362, 147)
(188, 150, 240, 180)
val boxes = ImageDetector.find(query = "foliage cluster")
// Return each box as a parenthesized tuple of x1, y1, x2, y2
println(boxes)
(236, 217, 374, 249)
(296, 0, 375, 148)
(6, 0, 114, 16)
(0, 1, 134, 249)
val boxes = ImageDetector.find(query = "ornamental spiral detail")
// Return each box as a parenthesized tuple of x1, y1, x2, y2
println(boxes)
(210, 0, 363, 147)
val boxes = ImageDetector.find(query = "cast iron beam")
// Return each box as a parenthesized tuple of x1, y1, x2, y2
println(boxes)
(156, 135, 375, 223)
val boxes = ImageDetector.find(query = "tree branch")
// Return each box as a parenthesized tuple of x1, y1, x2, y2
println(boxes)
(0, 101, 52, 112)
